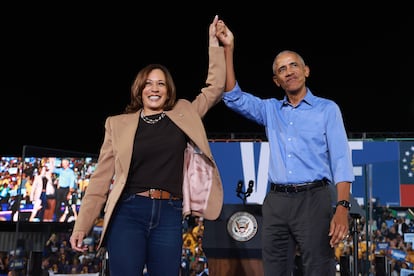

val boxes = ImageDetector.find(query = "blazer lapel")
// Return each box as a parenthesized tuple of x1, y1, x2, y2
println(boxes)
(117, 112, 140, 175)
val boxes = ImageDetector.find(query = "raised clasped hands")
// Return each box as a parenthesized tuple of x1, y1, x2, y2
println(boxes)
(209, 15, 234, 48)
(215, 19, 233, 48)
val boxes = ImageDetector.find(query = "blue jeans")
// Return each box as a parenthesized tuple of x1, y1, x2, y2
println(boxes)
(106, 193, 183, 276)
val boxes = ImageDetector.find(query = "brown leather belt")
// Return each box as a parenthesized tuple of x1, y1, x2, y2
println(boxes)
(136, 189, 181, 200)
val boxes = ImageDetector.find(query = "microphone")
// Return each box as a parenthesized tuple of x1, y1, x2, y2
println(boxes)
(236, 180, 243, 194)
(236, 180, 254, 203)
(246, 180, 254, 196)
(236, 180, 243, 199)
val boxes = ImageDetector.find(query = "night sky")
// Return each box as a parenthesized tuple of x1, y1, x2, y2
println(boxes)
(1, 4, 412, 156)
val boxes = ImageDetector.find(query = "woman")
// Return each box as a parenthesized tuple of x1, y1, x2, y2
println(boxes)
(69, 15, 225, 275)
(29, 165, 54, 222)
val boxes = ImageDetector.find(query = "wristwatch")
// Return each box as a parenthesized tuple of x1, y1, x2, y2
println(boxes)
(336, 200, 351, 210)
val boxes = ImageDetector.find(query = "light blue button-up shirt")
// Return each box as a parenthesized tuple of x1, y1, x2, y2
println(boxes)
(223, 82, 354, 185)
(53, 167, 77, 189)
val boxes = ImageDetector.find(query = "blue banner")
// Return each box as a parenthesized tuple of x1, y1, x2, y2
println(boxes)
(210, 140, 407, 206)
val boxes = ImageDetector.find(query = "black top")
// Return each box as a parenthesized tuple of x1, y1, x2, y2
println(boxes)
(124, 113, 187, 197)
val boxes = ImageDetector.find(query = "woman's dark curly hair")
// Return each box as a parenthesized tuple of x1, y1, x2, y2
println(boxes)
(124, 64, 177, 114)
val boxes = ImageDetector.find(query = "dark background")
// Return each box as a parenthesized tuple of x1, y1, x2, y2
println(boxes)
(1, 4, 412, 155)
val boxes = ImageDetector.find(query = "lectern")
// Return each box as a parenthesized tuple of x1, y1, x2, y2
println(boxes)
(203, 204, 264, 275)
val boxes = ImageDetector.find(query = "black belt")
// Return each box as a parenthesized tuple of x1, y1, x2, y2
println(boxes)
(270, 178, 329, 193)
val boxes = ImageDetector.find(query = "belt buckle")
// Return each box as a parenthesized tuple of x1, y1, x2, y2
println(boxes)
(149, 189, 160, 199)
(284, 185, 293, 193)
(284, 184, 299, 193)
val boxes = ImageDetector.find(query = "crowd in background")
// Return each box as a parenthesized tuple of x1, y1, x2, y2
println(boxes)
(334, 206, 414, 275)
(0, 156, 97, 223)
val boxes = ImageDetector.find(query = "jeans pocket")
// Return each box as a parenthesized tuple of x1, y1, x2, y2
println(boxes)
(120, 193, 136, 202)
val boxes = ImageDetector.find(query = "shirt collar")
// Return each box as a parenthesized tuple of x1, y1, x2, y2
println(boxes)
(282, 87, 315, 107)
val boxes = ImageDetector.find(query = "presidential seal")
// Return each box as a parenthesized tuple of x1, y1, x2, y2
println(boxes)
(227, 211, 258, 242)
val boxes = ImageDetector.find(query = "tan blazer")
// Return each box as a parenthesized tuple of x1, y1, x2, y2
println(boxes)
(72, 46, 225, 248)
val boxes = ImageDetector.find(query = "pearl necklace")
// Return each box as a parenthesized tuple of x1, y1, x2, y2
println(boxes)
(140, 111, 166, 124)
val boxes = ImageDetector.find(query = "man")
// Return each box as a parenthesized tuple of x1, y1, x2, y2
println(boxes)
(49, 158, 77, 221)
(216, 21, 355, 275)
